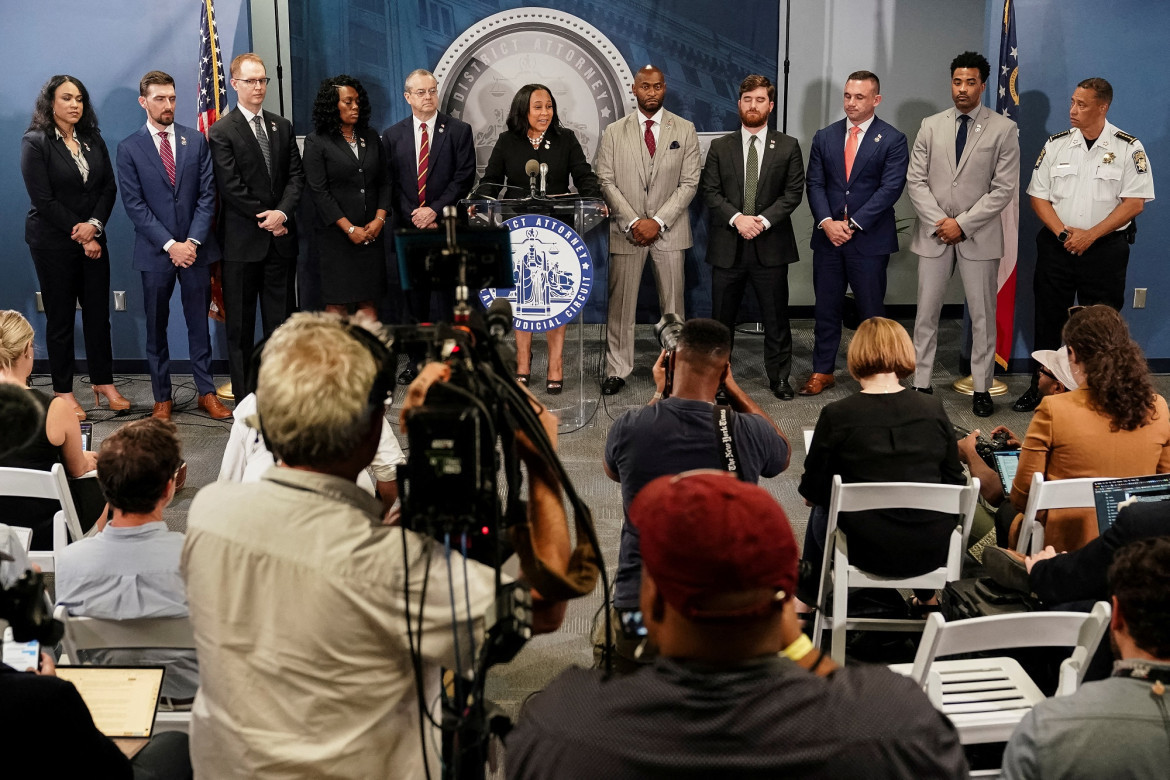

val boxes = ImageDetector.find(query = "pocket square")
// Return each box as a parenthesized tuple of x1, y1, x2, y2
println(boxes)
(669, 140, 680, 149)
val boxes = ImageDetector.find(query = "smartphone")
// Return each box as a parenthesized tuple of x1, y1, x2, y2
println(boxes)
(80, 421, 93, 452)
(2, 627, 40, 672)
(617, 608, 647, 640)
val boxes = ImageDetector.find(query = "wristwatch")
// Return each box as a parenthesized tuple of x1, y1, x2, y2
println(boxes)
(1057, 228, 1070, 242)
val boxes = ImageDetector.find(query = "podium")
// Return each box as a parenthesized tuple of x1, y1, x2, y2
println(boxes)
(461, 196, 607, 432)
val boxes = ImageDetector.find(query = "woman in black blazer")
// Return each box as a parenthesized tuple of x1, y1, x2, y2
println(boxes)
(477, 84, 601, 393)
(20, 75, 128, 420)
(302, 75, 390, 320)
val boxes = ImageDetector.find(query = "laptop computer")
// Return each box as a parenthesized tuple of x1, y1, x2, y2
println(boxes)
(54, 665, 166, 758)
(993, 450, 1021, 496)
(1091, 474, 1170, 535)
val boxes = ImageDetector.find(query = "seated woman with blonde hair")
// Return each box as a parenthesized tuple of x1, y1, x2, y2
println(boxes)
(797, 317, 965, 611)
(1010, 305, 1170, 552)
(0, 310, 103, 549)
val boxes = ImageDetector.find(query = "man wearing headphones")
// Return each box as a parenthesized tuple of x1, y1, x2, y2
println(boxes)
(183, 312, 573, 778)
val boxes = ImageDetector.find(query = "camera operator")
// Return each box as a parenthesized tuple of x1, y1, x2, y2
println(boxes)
(957, 347, 1075, 546)
(182, 312, 572, 779)
(603, 318, 790, 671)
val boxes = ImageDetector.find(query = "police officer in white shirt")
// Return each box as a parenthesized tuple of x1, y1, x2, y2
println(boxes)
(1013, 77, 1154, 412)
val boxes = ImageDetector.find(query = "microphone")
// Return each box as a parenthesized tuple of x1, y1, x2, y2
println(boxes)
(525, 159, 539, 198)
(486, 297, 514, 342)
(539, 162, 549, 198)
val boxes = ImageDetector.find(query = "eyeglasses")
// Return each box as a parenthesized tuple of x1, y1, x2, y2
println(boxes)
(234, 77, 271, 87)
(409, 88, 438, 98)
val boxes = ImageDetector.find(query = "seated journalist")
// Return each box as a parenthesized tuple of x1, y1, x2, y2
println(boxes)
(507, 471, 967, 778)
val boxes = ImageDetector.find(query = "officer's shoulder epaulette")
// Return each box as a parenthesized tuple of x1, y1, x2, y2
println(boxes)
(1114, 130, 1138, 144)
(1047, 129, 1072, 143)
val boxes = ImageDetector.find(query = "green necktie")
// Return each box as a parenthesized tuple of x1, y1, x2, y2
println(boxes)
(744, 135, 758, 216)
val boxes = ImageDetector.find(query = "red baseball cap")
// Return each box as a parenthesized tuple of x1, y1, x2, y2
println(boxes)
(630, 471, 798, 621)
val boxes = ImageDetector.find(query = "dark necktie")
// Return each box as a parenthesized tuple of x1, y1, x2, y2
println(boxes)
(252, 115, 272, 177)
(644, 119, 656, 157)
(955, 114, 971, 163)
(418, 123, 429, 206)
(744, 136, 758, 216)
(159, 130, 176, 187)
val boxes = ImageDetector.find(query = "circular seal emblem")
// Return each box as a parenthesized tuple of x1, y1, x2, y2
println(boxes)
(478, 215, 593, 333)
(434, 7, 636, 175)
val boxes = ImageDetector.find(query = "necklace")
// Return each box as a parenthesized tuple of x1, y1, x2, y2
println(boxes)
(528, 131, 545, 149)
(340, 128, 356, 143)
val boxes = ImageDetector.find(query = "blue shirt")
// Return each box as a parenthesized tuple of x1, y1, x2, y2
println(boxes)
(55, 522, 198, 698)
(605, 398, 789, 607)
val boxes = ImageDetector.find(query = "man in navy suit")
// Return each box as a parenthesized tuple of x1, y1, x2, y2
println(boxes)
(381, 69, 475, 382)
(208, 53, 304, 399)
(802, 71, 908, 396)
(117, 70, 230, 420)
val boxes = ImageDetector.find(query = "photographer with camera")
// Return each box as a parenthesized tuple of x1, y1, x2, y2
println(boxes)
(603, 318, 790, 671)
(182, 312, 577, 779)
(957, 346, 1076, 547)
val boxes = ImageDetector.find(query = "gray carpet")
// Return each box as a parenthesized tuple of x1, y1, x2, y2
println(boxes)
(41, 318, 1162, 722)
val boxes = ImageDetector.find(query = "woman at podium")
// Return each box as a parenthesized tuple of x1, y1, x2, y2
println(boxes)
(477, 83, 600, 394)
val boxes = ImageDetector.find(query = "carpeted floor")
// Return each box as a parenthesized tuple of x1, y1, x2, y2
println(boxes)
(41, 318, 1165, 723)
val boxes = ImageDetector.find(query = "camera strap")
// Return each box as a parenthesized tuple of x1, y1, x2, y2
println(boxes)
(712, 405, 746, 480)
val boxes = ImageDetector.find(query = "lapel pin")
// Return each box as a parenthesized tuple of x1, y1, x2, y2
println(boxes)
(975, 124, 982, 132)
(270, 121, 277, 133)
(180, 135, 188, 146)
(438, 124, 445, 134)
(545, 141, 551, 150)
(769, 140, 775, 149)
(874, 134, 882, 143)
(83, 141, 91, 152)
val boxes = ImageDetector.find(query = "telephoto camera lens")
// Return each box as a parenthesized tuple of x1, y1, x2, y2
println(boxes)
(654, 313, 684, 351)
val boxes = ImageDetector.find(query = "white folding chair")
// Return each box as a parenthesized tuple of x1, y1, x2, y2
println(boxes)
(811, 475, 980, 664)
(1015, 474, 1110, 555)
(55, 605, 197, 734)
(0, 464, 85, 573)
(889, 601, 1110, 744)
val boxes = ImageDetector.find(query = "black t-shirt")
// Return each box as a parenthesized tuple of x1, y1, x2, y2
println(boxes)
(506, 656, 967, 779)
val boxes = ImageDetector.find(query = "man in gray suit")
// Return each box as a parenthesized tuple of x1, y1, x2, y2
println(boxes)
(596, 65, 701, 395)
(908, 51, 1019, 417)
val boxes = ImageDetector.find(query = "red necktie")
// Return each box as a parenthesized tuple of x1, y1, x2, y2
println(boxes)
(417, 123, 429, 206)
(644, 119, 656, 157)
(844, 126, 861, 180)
(159, 130, 176, 187)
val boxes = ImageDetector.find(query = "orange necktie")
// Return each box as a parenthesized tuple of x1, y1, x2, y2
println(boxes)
(844, 125, 861, 179)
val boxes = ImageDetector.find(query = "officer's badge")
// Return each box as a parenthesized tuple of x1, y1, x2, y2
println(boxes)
(1102, 152, 1115, 165)
(1034, 147, 1046, 169)
(1133, 150, 1149, 173)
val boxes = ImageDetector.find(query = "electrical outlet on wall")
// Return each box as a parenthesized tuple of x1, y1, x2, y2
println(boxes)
(114, 291, 127, 311)
(1134, 288, 1147, 309)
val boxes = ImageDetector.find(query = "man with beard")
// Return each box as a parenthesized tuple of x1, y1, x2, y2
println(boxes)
(700, 74, 805, 399)
(595, 65, 701, 395)
(802, 71, 908, 396)
(116, 70, 229, 420)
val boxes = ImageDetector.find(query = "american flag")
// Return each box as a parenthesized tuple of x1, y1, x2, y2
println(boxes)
(993, 0, 1019, 368)
(197, 0, 227, 137)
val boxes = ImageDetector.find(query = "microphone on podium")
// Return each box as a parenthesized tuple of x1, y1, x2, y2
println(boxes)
(525, 159, 539, 198)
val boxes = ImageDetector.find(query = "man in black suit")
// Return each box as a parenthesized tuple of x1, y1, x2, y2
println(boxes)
(381, 69, 475, 381)
(208, 53, 304, 398)
(700, 75, 805, 399)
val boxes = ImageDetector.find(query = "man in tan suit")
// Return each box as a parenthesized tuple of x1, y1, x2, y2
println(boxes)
(596, 65, 701, 395)
(908, 51, 1019, 417)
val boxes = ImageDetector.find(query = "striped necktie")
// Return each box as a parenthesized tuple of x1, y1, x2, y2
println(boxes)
(159, 130, 176, 187)
(417, 123, 429, 206)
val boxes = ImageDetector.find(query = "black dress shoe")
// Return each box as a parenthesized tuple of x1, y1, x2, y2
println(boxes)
(973, 391, 993, 418)
(1012, 386, 1042, 412)
(601, 376, 625, 395)
(771, 378, 795, 401)
(397, 366, 418, 385)
(913, 385, 933, 394)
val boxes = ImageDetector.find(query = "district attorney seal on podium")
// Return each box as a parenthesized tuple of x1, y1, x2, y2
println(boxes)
(480, 215, 594, 333)
(434, 7, 636, 171)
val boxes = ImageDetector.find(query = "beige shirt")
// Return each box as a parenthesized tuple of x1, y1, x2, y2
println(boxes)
(182, 467, 496, 779)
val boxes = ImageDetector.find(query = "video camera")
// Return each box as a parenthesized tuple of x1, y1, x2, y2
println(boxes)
(0, 568, 62, 647)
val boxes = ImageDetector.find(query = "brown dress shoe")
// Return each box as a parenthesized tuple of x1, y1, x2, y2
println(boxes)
(799, 373, 836, 396)
(151, 401, 173, 420)
(198, 392, 233, 420)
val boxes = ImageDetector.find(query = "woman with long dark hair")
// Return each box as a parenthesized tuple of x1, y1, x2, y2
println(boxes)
(476, 83, 601, 393)
(302, 75, 389, 320)
(1010, 305, 1170, 551)
(20, 75, 128, 421)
